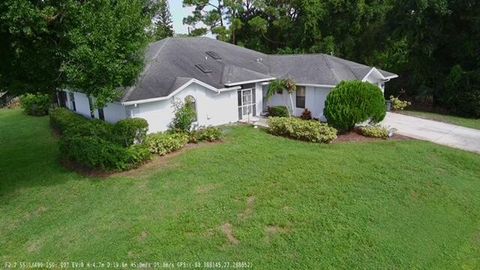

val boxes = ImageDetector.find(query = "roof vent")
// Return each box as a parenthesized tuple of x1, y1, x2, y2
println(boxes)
(206, 51, 222, 60)
(195, 64, 213, 74)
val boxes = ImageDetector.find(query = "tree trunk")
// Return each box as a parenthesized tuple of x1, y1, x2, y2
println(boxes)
(289, 93, 295, 117)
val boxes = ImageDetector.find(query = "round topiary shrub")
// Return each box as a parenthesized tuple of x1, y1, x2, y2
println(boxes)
(324, 81, 386, 133)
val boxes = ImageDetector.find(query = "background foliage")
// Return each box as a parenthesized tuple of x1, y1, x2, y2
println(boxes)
(184, 0, 480, 118)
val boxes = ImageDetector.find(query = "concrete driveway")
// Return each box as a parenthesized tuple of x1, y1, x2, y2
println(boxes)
(383, 112, 480, 154)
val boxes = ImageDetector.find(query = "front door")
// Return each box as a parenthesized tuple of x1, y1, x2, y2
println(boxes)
(238, 89, 254, 120)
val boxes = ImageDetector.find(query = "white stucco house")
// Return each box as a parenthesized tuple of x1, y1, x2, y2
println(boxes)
(58, 37, 398, 133)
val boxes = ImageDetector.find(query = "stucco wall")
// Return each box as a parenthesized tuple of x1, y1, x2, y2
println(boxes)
(306, 87, 331, 121)
(255, 83, 263, 117)
(102, 103, 127, 123)
(72, 92, 91, 118)
(266, 86, 332, 121)
(127, 83, 238, 133)
(64, 91, 126, 123)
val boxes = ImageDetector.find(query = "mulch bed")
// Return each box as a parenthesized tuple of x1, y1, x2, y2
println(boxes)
(333, 131, 413, 144)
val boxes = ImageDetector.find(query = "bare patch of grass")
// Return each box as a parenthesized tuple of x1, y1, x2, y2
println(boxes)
(265, 226, 290, 243)
(196, 183, 220, 194)
(220, 223, 239, 245)
(138, 231, 148, 242)
(27, 240, 42, 253)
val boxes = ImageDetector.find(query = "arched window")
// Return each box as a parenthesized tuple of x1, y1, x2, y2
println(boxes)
(185, 95, 197, 121)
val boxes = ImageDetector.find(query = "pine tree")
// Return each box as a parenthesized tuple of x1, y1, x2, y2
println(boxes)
(153, 0, 174, 41)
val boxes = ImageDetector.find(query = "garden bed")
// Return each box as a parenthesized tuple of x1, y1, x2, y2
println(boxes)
(61, 140, 223, 179)
(334, 132, 413, 143)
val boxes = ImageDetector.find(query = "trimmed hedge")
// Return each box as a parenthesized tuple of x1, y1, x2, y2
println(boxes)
(324, 81, 386, 133)
(50, 108, 90, 134)
(113, 118, 148, 147)
(51, 108, 113, 137)
(20, 93, 51, 116)
(50, 108, 151, 171)
(268, 106, 289, 117)
(60, 136, 150, 171)
(358, 125, 390, 139)
(268, 117, 337, 143)
(145, 133, 189, 156)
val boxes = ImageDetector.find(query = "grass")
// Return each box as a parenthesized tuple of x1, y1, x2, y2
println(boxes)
(1, 108, 480, 269)
(398, 110, 480, 130)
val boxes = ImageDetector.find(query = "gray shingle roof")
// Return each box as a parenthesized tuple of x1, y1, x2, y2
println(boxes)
(122, 37, 397, 102)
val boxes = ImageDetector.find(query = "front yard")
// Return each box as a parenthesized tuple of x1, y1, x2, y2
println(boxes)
(1, 109, 480, 269)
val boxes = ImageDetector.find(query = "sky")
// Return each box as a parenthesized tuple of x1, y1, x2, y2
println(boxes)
(168, 0, 193, 35)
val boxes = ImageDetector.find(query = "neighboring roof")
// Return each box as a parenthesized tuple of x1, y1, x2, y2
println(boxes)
(122, 37, 398, 103)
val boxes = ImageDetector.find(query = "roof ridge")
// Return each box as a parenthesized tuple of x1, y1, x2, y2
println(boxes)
(324, 54, 373, 80)
(122, 39, 172, 101)
(323, 55, 341, 83)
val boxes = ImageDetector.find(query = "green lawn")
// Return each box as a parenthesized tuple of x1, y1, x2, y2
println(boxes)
(1, 109, 480, 269)
(398, 110, 480, 130)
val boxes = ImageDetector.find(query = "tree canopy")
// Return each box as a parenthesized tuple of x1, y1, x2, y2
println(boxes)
(151, 0, 174, 41)
(0, 0, 156, 107)
(185, 0, 480, 117)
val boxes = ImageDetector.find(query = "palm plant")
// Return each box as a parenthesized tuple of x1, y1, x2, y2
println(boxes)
(266, 79, 297, 117)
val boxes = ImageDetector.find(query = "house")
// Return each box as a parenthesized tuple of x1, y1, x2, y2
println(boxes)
(59, 37, 398, 133)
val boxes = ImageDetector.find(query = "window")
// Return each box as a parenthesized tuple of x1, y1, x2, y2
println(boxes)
(69, 92, 76, 111)
(88, 96, 94, 118)
(206, 51, 221, 60)
(185, 95, 197, 121)
(98, 108, 105, 121)
(296, 86, 306, 108)
(195, 64, 212, 73)
(58, 91, 67, 108)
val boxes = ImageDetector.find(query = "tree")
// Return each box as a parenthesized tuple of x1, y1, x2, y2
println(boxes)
(182, 0, 255, 43)
(152, 0, 174, 41)
(0, 0, 155, 107)
(0, 0, 75, 96)
(62, 0, 153, 107)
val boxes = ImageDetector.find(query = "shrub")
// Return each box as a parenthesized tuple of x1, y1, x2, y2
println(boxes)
(324, 81, 386, 133)
(50, 108, 113, 137)
(52, 108, 151, 171)
(301, 109, 312, 120)
(112, 118, 149, 147)
(390, 96, 411, 110)
(20, 93, 51, 116)
(358, 125, 390, 139)
(60, 135, 150, 171)
(64, 119, 114, 138)
(170, 99, 197, 132)
(50, 108, 89, 134)
(268, 117, 337, 143)
(195, 127, 223, 142)
(145, 132, 189, 156)
(127, 144, 152, 165)
(268, 106, 289, 117)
